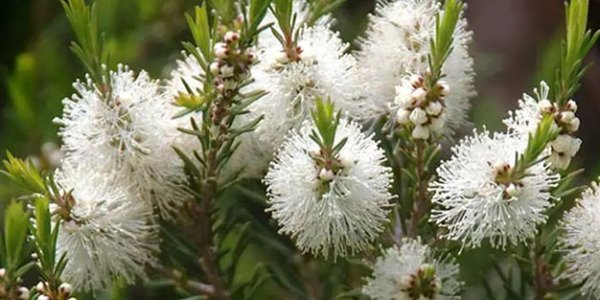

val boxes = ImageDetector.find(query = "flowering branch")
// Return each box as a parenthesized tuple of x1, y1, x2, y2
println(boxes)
(397, 0, 463, 239)
(174, 2, 268, 299)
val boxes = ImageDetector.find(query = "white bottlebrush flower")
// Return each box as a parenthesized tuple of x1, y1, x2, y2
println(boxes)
(264, 119, 393, 259)
(430, 130, 560, 248)
(358, 0, 475, 134)
(362, 239, 462, 300)
(54, 162, 158, 291)
(561, 182, 600, 298)
(247, 23, 370, 154)
(504, 81, 582, 170)
(55, 64, 191, 218)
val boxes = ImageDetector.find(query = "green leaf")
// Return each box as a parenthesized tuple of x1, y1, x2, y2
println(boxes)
(271, 0, 294, 36)
(207, 0, 235, 24)
(306, 0, 346, 26)
(4, 202, 29, 272)
(428, 0, 463, 84)
(310, 97, 339, 149)
(61, 0, 108, 86)
(249, 0, 271, 37)
(512, 113, 560, 178)
(1, 151, 46, 194)
(555, 0, 599, 105)
(186, 4, 212, 61)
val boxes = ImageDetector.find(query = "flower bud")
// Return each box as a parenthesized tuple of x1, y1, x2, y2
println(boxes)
(276, 52, 289, 64)
(394, 85, 415, 109)
(38, 295, 50, 300)
(396, 109, 410, 124)
(214, 43, 229, 59)
(245, 51, 256, 64)
(398, 274, 413, 289)
(551, 134, 579, 156)
(568, 117, 580, 132)
(17, 287, 29, 300)
(560, 111, 575, 123)
(59, 282, 73, 295)
(425, 101, 443, 116)
(412, 125, 430, 139)
(409, 108, 428, 125)
(209, 62, 221, 76)
(409, 74, 423, 87)
(549, 151, 571, 170)
(506, 183, 522, 198)
(565, 99, 578, 112)
(36, 281, 45, 292)
(537, 99, 554, 113)
(411, 87, 427, 103)
(224, 31, 239, 43)
(319, 168, 336, 181)
(223, 79, 238, 91)
(220, 64, 235, 78)
(492, 162, 511, 177)
(438, 81, 450, 97)
(49, 203, 60, 214)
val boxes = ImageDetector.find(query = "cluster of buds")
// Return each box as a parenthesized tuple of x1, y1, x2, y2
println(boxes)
(394, 75, 449, 139)
(491, 161, 523, 201)
(209, 28, 255, 96)
(311, 150, 353, 197)
(0, 269, 29, 300)
(35, 281, 76, 300)
(537, 99, 581, 170)
(397, 264, 441, 300)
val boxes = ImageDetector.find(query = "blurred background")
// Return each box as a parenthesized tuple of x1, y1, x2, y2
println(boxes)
(0, 0, 599, 299)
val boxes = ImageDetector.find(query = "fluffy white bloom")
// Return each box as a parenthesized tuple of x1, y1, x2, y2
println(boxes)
(264, 119, 393, 259)
(358, 0, 475, 134)
(362, 239, 462, 300)
(55, 64, 191, 218)
(430, 130, 560, 248)
(248, 23, 370, 154)
(561, 182, 600, 298)
(55, 162, 158, 291)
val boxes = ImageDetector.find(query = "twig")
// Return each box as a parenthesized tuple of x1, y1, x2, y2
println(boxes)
(157, 265, 215, 296)
(407, 140, 430, 238)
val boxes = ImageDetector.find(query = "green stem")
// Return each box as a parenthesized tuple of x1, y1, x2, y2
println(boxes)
(193, 102, 232, 300)
(407, 140, 430, 238)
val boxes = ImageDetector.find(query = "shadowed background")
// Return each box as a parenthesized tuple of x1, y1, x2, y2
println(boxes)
(0, 0, 599, 299)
